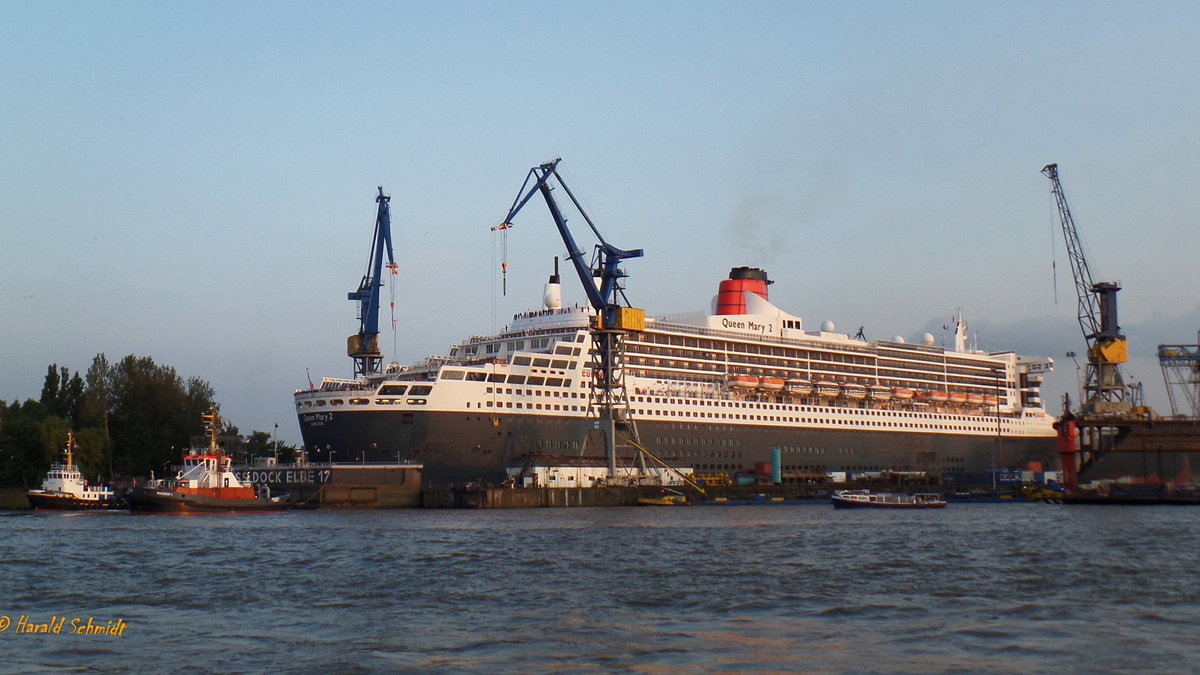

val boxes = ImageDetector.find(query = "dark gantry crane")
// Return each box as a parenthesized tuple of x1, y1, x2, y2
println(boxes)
(1042, 163, 1131, 415)
(498, 158, 645, 477)
(347, 186, 398, 378)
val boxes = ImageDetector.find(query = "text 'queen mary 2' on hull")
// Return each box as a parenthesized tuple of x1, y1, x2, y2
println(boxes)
(296, 265, 1058, 486)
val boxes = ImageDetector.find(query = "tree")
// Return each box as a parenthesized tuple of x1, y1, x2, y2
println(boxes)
(108, 355, 216, 476)
(0, 400, 61, 487)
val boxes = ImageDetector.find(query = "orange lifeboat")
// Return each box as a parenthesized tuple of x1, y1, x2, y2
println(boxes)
(758, 376, 785, 392)
(728, 374, 760, 390)
(965, 393, 985, 406)
(841, 383, 867, 400)
(923, 390, 949, 403)
(891, 387, 915, 400)
(981, 394, 999, 407)
(948, 391, 967, 404)
(785, 379, 814, 396)
(815, 380, 841, 398)
(868, 385, 892, 401)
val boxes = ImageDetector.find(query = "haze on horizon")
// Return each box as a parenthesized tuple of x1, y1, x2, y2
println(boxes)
(3, 2, 1199, 442)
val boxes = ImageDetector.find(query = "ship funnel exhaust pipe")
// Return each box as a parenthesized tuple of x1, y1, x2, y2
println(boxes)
(544, 256, 563, 310)
(716, 266, 772, 315)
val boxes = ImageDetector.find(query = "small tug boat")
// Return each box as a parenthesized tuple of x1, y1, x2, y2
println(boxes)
(26, 432, 121, 510)
(125, 409, 287, 514)
(831, 489, 947, 509)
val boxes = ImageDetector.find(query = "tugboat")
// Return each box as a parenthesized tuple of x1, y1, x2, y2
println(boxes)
(26, 432, 121, 510)
(831, 489, 947, 509)
(125, 408, 288, 514)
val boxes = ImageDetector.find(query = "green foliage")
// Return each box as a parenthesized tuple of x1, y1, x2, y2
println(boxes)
(1, 354, 221, 485)
(108, 355, 216, 476)
(0, 400, 61, 487)
(5, 354, 299, 484)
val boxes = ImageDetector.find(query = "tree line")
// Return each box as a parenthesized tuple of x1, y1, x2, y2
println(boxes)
(0, 354, 294, 487)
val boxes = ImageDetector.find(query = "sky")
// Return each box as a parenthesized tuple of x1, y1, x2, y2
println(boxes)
(3, 1, 1199, 442)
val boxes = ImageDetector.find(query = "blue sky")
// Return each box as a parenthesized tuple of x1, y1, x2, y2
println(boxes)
(3, 1, 1199, 441)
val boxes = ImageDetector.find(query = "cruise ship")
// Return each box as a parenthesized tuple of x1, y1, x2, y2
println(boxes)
(295, 266, 1058, 486)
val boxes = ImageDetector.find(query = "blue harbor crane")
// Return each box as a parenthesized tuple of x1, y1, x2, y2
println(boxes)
(498, 158, 645, 476)
(347, 186, 398, 378)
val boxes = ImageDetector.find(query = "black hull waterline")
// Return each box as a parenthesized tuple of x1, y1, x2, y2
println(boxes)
(299, 409, 1058, 486)
(26, 492, 122, 511)
(124, 488, 286, 514)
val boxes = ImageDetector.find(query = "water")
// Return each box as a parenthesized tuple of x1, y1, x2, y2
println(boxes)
(2, 504, 1198, 673)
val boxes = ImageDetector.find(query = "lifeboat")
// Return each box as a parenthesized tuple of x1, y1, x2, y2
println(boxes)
(758, 376, 785, 392)
(922, 390, 949, 403)
(815, 380, 841, 398)
(728, 374, 759, 390)
(948, 391, 967, 404)
(891, 387, 915, 400)
(785, 378, 814, 396)
(981, 394, 999, 407)
(868, 385, 892, 402)
(965, 393, 985, 406)
(841, 383, 867, 400)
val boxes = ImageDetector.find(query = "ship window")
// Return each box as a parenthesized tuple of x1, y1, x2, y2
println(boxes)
(409, 386, 433, 396)
(466, 372, 487, 382)
(533, 358, 551, 367)
(378, 384, 410, 395)
(527, 376, 545, 386)
(487, 373, 505, 383)
(330, 399, 344, 406)
(546, 378, 563, 387)
(440, 370, 465, 381)
(551, 360, 568, 369)
(405, 398, 427, 405)
(508, 375, 526, 384)
(513, 356, 532, 366)
(576, 334, 586, 342)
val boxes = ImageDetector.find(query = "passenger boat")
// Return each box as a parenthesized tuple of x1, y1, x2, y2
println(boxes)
(26, 432, 121, 510)
(296, 263, 1057, 487)
(830, 489, 947, 509)
(125, 410, 287, 514)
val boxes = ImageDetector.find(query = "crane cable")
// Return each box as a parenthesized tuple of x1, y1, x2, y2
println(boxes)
(491, 221, 511, 295)
(388, 261, 399, 360)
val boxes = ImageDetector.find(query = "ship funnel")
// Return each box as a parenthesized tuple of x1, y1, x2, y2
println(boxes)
(716, 267, 772, 315)
(543, 256, 562, 310)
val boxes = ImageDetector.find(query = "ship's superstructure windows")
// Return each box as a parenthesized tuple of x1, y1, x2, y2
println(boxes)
(439, 371, 465, 381)
(513, 356, 532, 366)
(378, 384, 409, 395)
(408, 385, 432, 396)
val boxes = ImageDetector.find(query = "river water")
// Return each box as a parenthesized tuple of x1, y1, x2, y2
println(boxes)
(1, 504, 1198, 673)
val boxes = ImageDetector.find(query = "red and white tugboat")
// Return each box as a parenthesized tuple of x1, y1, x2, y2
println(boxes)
(26, 432, 121, 510)
(125, 409, 287, 514)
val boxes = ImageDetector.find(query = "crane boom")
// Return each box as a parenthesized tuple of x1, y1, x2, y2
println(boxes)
(499, 158, 644, 329)
(1042, 163, 1103, 341)
(346, 186, 398, 378)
